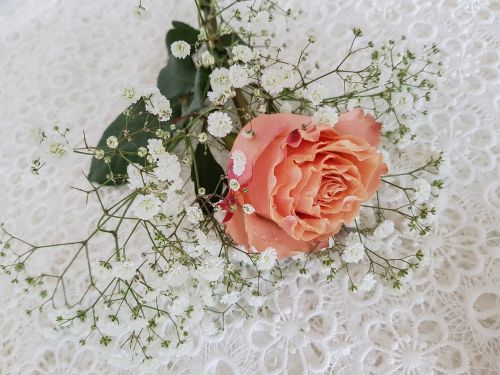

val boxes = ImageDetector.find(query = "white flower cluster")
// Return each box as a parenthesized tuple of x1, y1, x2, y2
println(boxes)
(171, 40, 191, 59)
(207, 111, 233, 138)
(341, 233, 365, 263)
(261, 65, 296, 95)
(230, 150, 247, 176)
(312, 106, 339, 125)
(207, 60, 253, 105)
(142, 87, 172, 122)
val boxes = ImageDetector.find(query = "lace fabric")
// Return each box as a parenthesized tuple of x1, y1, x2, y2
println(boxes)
(0, 0, 499, 374)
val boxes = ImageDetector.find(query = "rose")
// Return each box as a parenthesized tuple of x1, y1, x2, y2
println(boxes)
(222, 108, 387, 258)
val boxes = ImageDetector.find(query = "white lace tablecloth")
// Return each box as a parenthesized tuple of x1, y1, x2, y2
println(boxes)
(1, 0, 499, 374)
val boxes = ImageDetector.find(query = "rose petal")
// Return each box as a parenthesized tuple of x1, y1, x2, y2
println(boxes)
(333, 108, 382, 147)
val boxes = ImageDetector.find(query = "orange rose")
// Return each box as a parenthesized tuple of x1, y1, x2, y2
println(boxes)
(222, 108, 387, 258)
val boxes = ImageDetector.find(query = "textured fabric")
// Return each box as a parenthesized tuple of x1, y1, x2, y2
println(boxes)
(0, 0, 499, 374)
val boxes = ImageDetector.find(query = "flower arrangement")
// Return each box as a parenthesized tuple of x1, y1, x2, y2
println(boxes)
(0, 0, 442, 363)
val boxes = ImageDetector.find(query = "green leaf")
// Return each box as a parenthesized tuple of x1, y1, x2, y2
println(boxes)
(88, 100, 173, 185)
(183, 67, 210, 115)
(191, 143, 225, 213)
(223, 132, 237, 150)
(157, 57, 197, 99)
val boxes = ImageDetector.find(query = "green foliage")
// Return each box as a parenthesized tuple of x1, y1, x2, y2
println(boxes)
(89, 21, 216, 186)
(88, 100, 168, 185)
(191, 143, 225, 213)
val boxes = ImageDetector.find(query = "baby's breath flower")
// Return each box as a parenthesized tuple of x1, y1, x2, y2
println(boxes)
(111, 260, 136, 282)
(229, 64, 251, 88)
(154, 153, 181, 182)
(208, 87, 235, 106)
(308, 34, 317, 43)
(242, 204, 255, 215)
(304, 83, 327, 106)
(232, 45, 254, 63)
(198, 256, 224, 282)
(198, 132, 208, 143)
(207, 111, 233, 138)
(230, 150, 247, 176)
(243, 130, 254, 139)
(256, 247, 277, 271)
(341, 233, 365, 263)
(133, 5, 150, 19)
(200, 51, 215, 67)
(106, 136, 118, 149)
(210, 68, 232, 93)
(186, 206, 204, 225)
(143, 88, 172, 121)
(312, 106, 339, 125)
(147, 138, 166, 159)
(132, 194, 161, 220)
(359, 273, 376, 292)
(261, 68, 284, 95)
(171, 40, 191, 59)
(123, 87, 137, 101)
(137, 146, 147, 157)
(49, 143, 66, 157)
(127, 163, 149, 190)
(229, 178, 240, 191)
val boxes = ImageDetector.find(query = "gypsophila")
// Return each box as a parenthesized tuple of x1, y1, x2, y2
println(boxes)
(210, 68, 232, 93)
(200, 51, 215, 67)
(106, 136, 118, 149)
(147, 138, 166, 159)
(232, 45, 253, 63)
(304, 83, 327, 106)
(341, 233, 365, 263)
(154, 153, 181, 182)
(312, 106, 339, 125)
(359, 273, 376, 292)
(49, 143, 66, 157)
(94, 149, 105, 159)
(198, 132, 208, 143)
(256, 247, 278, 271)
(132, 194, 161, 220)
(242, 204, 255, 215)
(207, 111, 233, 138)
(229, 178, 240, 191)
(112, 261, 136, 282)
(229, 64, 251, 88)
(186, 206, 204, 225)
(143, 88, 172, 121)
(171, 40, 191, 59)
(230, 150, 246, 176)
(123, 87, 137, 101)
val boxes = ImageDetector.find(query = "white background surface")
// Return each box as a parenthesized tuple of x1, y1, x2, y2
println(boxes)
(0, 0, 499, 374)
